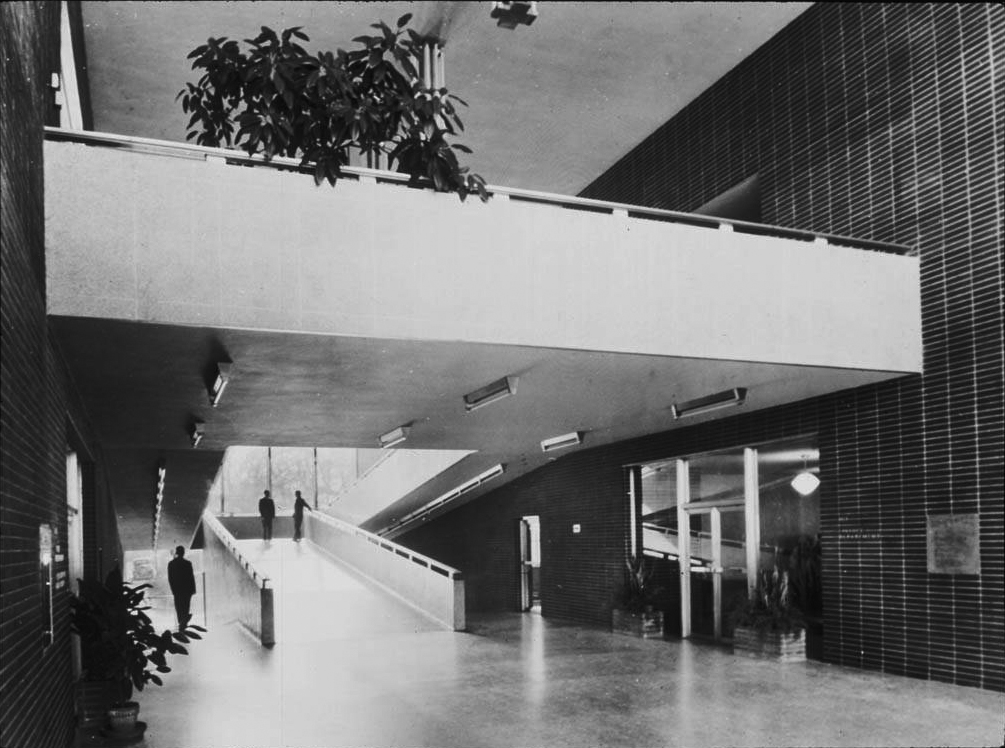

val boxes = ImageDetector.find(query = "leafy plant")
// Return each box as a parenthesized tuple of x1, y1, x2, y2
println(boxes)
(178, 15, 489, 201)
(786, 534, 821, 617)
(70, 567, 205, 705)
(731, 563, 805, 635)
(622, 555, 664, 614)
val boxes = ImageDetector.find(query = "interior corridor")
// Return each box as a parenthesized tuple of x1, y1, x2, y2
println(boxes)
(132, 539, 1004, 748)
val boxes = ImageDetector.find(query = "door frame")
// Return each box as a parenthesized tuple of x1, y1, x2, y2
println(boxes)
(676, 447, 760, 640)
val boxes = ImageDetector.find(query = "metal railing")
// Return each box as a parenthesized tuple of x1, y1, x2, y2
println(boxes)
(201, 512, 271, 589)
(43, 126, 911, 256)
(201, 510, 275, 645)
(306, 510, 465, 630)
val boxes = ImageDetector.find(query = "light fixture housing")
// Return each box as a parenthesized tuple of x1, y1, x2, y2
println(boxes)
(396, 464, 506, 529)
(190, 421, 205, 448)
(209, 362, 232, 407)
(541, 431, 583, 453)
(490, 1, 538, 29)
(671, 387, 747, 419)
(463, 375, 518, 412)
(378, 425, 411, 449)
(791, 471, 820, 496)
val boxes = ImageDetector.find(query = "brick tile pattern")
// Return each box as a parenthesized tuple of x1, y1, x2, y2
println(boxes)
(406, 4, 1004, 692)
(1, 4, 124, 746)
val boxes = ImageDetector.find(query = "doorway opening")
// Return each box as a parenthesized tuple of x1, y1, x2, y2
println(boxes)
(518, 515, 541, 613)
(628, 435, 821, 654)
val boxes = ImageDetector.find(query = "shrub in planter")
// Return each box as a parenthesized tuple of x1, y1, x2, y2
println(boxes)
(730, 564, 806, 661)
(70, 567, 205, 734)
(612, 556, 665, 639)
(179, 15, 489, 201)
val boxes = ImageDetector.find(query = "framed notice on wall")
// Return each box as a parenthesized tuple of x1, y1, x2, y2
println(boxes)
(40, 523, 55, 646)
(927, 513, 981, 575)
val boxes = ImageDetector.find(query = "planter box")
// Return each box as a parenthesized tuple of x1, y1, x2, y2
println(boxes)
(75, 680, 116, 728)
(612, 608, 664, 639)
(732, 625, 806, 662)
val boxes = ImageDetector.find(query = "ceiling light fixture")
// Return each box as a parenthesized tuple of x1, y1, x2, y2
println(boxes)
(791, 454, 820, 496)
(791, 472, 820, 496)
(378, 425, 411, 449)
(490, 1, 538, 29)
(396, 464, 506, 529)
(463, 376, 518, 412)
(209, 362, 232, 407)
(671, 387, 747, 419)
(541, 431, 583, 453)
(190, 421, 205, 448)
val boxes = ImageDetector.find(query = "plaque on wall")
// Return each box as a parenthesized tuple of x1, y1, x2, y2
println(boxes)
(927, 513, 981, 575)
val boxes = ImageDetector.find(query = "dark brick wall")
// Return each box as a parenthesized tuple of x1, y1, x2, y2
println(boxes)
(1, 3, 123, 746)
(404, 4, 1004, 692)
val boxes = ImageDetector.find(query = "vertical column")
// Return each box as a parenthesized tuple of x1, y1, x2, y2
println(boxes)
(677, 458, 691, 639)
(711, 508, 722, 639)
(744, 447, 760, 595)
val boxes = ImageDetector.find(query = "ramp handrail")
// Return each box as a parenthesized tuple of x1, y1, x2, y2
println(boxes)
(201, 511, 271, 589)
(310, 510, 462, 581)
(307, 510, 465, 630)
(43, 126, 911, 256)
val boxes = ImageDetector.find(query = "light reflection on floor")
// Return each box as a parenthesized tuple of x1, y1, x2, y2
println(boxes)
(133, 539, 1005, 748)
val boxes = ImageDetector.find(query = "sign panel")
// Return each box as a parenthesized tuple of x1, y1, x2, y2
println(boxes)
(927, 513, 981, 575)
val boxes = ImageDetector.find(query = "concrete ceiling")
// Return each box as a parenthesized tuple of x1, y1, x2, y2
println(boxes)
(79, 1, 812, 195)
(66, 1, 835, 542)
(52, 316, 894, 540)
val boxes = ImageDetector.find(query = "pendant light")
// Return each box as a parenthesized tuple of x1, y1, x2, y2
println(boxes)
(791, 454, 820, 496)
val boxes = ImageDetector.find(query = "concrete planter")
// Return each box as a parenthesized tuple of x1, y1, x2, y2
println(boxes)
(732, 625, 806, 662)
(612, 608, 664, 639)
(75, 680, 116, 728)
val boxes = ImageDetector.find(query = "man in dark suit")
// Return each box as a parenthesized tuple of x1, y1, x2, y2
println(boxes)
(167, 545, 196, 630)
(293, 490, 313, 541)
(259, 489, 275, 541)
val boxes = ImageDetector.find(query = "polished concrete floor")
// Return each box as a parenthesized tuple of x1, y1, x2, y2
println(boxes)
(134, 539, 1004, 748)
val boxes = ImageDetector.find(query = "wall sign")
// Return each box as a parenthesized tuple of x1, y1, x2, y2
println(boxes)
(39, 523, 55, 646)
(927, 513, 981, 575)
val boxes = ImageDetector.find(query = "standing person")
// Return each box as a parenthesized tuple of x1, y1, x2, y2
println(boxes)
(259, 489, 275, 541)
(167, 545, 196, 631)
(293, 490, 312, 542)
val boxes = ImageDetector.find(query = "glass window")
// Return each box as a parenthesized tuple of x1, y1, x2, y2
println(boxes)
(640, 460, 678, 559)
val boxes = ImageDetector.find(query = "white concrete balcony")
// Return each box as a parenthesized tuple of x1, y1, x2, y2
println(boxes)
(44, 129, 921, 374)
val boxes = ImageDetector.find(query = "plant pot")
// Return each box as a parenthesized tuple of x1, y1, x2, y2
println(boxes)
(732, 625, 806, 662)
(106, 702, 140, 734)
(75, 679, 117, 728)
(612, 608, 664, 639)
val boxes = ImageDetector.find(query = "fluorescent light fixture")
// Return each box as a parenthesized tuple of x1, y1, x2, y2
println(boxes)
(397, 464, 506, 528)
(209, 362, 232, 407)
(671, 387, 747, 419)
(541, 431, 583, 453)
(464, 376, 518, 412)
(791, 472, 820, 496)
(378, 425, 410, 449)
(190, 421, 205, 448)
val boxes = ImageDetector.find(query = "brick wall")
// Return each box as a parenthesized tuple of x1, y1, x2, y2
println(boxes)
(403, 4, 1004, 692)
(1, 3, 123, 746)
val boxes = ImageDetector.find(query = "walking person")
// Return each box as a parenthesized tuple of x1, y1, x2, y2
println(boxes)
(167, 545, 196, 631)
(293, 490, 312, 542)
(259, 489, 275, 541)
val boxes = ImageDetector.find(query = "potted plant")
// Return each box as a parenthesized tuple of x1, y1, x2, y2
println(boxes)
(787, 534, 822, 658)
(612, 555, 664, 639)
(70, 567, 205, 739)
(178, 15, 489, 202)
(730, 563, 806, 661)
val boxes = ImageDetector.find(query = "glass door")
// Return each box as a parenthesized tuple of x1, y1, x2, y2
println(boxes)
(684, 505, 747, 640)
(677, 447, 759, 642)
